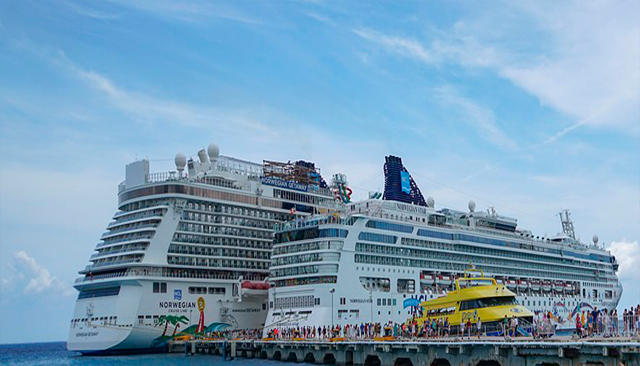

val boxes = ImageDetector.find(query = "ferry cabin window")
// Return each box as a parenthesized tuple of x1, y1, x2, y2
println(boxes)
(153, 282, 160, 293)
(161, 282, 167, 293)
(459, 296, 517, 311)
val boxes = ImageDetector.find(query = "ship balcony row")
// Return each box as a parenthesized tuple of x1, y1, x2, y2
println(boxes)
(184, 202, 286, 222)
(180, 218, 274, 233)
(74, 266, 267, 285)
(166, 255, 270, 271)
(272, 240, 344, 256)
(82, 256, 143, 273)
(170, 239, 272, 251)
(106, 212, 164, 229)
(168, 246, 270, 260)
(271, 252, 340, 266)
(174, 229, 273, 242)
(113, 204, 169, 218)
(269, 263, 339, 278)
(96, 235, 153, 249)
(101, 224, 158, 239)
(90, 244, 148, 260)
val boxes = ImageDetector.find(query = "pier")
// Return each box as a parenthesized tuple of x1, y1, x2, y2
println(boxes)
(168, 337, 640, 366)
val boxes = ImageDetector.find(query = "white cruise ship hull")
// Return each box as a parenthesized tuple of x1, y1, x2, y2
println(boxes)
(69, 278, 267, 354)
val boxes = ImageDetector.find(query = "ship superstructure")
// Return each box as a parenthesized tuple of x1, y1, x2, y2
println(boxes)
(264, 156, 622, 334)
(68, 143, 339, 353)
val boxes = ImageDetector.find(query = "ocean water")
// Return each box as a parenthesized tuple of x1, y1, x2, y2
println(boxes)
(0, 342, 305, 366)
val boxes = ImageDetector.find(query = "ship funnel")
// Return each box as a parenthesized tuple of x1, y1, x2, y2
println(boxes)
(382, 155, 427, 206)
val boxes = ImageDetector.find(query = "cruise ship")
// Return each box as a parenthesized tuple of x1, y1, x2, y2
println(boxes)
(264, 156, 622, 334)
(67, 143, 340, 354)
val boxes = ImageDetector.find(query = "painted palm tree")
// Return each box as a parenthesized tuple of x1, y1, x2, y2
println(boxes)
(158, 315, 174, 337)
(171, 315, 189, 336)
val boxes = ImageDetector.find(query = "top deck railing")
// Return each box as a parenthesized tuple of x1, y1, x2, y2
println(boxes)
(274, 215, 351, 233)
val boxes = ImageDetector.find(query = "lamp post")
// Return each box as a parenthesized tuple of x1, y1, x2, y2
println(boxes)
(330, 288, 335, 330)
(369, 290, 373, 324)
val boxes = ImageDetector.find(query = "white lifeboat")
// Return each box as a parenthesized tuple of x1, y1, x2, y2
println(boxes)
(530, 280, 541, 292)
(542, 280, 552, 292)
(517, 279, 528, 292)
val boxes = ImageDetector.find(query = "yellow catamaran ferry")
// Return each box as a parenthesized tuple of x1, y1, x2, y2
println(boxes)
(414, 267, 533, 335)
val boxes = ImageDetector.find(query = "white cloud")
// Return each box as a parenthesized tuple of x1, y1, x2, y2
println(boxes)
(2, 251, 74, 296)
(499, 1, 640, 133)
(353, 1, 640, 139)
(433, 85, 517, 150)
(353, 28, 434, 65)
(608, 240, 640, 282)
(106, 0, 264, 25)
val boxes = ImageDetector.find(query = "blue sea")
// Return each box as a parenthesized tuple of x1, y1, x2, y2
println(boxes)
(0, 342, 304, 365)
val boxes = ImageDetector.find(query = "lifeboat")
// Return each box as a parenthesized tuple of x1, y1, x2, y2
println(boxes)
(241, 280, 269, 292)
(517, 279, 528, 292)
(542, 280, 552, 292)
(565, 283, 574, 293)
(530, 280, 541, 292)
(441, 274, 453, 286)
(506, 278, 517, 291)
(553, 281, 564, 293)
(420, 273, 435, 286)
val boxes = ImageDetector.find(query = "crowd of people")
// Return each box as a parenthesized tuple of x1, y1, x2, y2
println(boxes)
(264, 318, 492, 341)
(217, 305, 640, 342)
(574, 305, 640, 338)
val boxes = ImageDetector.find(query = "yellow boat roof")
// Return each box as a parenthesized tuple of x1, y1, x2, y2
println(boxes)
(421, 275, 515, 308)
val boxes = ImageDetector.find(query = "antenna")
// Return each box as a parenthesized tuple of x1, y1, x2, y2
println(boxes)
(559, 209, 576, 240)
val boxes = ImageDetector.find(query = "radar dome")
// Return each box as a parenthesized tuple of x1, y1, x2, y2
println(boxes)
(207, 143, 220, 160)
(468, 200, 476, 212)
(593, 235, 599, 244)
(427, 197, 435, 208)
(175, 152, 186, 170)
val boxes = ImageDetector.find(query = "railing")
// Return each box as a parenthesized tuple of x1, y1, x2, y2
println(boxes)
(74, 266, 267, 284)
(107, 211, 164, 228)
(101, 223, 158, 238)
(96, 235, 153, 248)
(90, 244, 148, 259)
(85, 258, 142, 271)
(275, 215, 349, 233)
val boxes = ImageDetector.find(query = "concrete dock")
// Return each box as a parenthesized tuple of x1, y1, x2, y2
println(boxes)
(168, 336, 640, 366)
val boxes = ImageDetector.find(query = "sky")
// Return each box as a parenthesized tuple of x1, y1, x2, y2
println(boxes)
(0, 0, 638, 344)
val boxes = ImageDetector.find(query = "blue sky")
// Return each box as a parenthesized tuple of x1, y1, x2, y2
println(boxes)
(0, 0, 638, 343)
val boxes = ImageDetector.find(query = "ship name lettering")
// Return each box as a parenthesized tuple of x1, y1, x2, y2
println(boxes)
(350, 299, 372, 303)
(159, 301, 197, 309)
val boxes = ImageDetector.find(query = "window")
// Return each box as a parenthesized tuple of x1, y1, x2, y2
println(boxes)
(377, 299, 381, 306)
(161, 283, 167, 293)
(365, 220, 413, 233)
(153, 282, 160, 293)
(208, 287, 226, 295)
(358, 232, 397, 244)
(189, 287, 207, 294)
(78, 286, 121, 299)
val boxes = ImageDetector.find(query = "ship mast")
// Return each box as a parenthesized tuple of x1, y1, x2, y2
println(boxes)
(559, 209, 576, 240)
